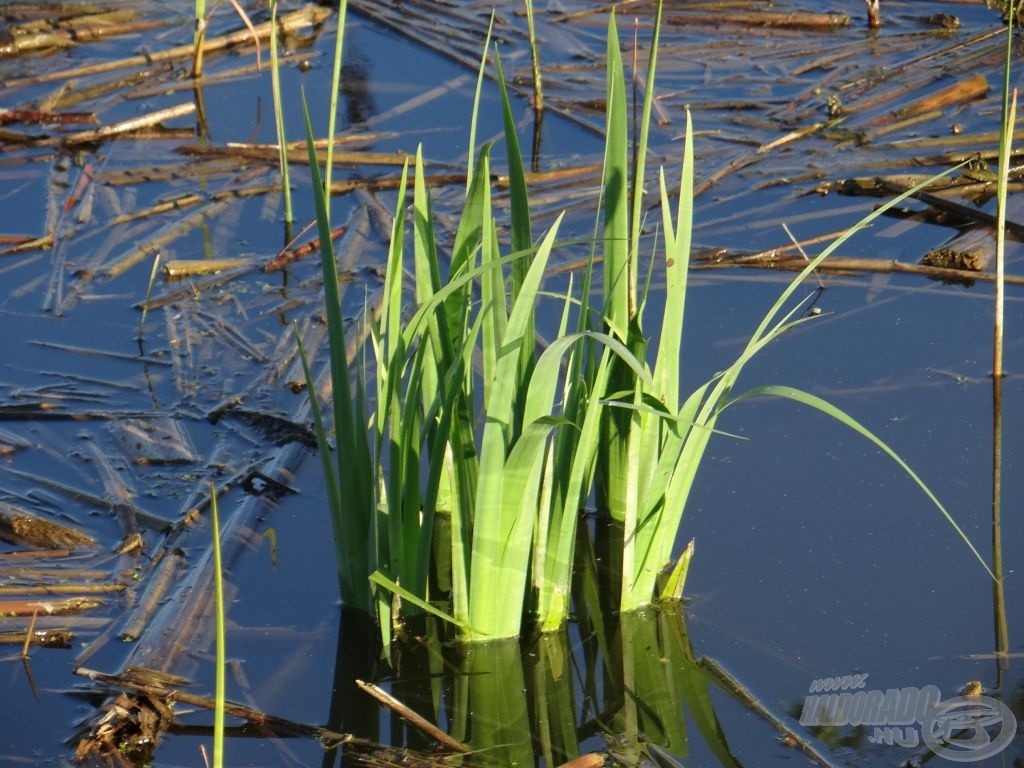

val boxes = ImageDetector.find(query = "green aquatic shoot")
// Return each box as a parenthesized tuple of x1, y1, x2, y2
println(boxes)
(300, 0, 993, 641)
(191, 0, 206, 77)
(268, 0, 293, 224)
(210, 487, 226, 768)
(323, 0, 349, 196)
(994, 0, 1015, 379)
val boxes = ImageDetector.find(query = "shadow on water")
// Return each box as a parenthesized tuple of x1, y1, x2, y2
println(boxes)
(0, 0, 1021, 765)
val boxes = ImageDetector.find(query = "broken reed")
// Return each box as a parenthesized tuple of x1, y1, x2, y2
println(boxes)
(301, 0, 994, 643)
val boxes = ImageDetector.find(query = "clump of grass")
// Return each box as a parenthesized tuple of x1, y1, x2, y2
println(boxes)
(299, 0, 993, 643)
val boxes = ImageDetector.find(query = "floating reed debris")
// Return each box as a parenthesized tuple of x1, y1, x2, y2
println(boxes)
(0, 626, 73, 648)
(665, 10, 850, 29)
(60, 103, 196, 146)
(1, 5, 331, 90)
(161, 258, 252, 280)
(0, 596, 104, 616)
(0, 501, 96, 550)
(894, 73, 990, 120)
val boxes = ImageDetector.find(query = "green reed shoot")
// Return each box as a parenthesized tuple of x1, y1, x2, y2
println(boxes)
(524, 0, 543, 113)
(994, 1, 1015, 379)
(268, 0, 293, 224)
(324, 0, 349, 196)
(210, 488, 225, 768)
(300, 0, 994, 642)
(191, 0, 206, 78)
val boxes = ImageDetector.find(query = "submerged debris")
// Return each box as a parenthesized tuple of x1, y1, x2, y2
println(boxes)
(111, 418, 198, 465)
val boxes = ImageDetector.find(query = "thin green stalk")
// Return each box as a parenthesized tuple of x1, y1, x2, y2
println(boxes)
(324, 0, 348, 196)
(524, 0, 543, 113)
(136, 253, 161, 343)
(466, 12, 496, 188)
(268, 0, 293, 223)
(210, 487, 225, 768)
(994, 4, 1015, 380)
(191, 0, 206, 78)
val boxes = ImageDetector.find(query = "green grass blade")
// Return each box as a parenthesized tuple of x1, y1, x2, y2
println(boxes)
(743, 162, 968, 354)
(603, 11, 630, 338)
(467, 216, 563, 639)
(268, 0, 292, 223)
(294, 327, 347, 577)
(210, 488, 225, 768)
(467, 12, 496, 189)
(628, 0, 663, 281)
(653, 110, 693, 411)
(494, 49, 533, 268)
(369, 571, 475, 632)
(729, 384, 994, 580)
(301, 92, 374, 611)
(324, 0, 348, 193)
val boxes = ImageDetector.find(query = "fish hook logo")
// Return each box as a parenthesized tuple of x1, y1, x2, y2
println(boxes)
(921, 695, 1016, 763)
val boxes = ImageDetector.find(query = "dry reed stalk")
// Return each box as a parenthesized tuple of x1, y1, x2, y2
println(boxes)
(60, 103, 196, 146)
(356, 679, 471, 753)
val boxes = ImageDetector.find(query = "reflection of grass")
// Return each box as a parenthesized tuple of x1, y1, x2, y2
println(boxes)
(300, 0, 992, 645)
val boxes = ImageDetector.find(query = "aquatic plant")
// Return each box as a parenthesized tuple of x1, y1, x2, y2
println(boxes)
(210, 488, 226, 768)
(299, 0, 992, 643)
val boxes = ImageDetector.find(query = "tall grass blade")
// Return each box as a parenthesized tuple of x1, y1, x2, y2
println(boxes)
(324, 0, 349, 195)
(300, 92, 374, 612)
(467, 216, 563, 640)
(268, 0, 293, 224)
(466, 12, 495, 188)
(599, 11, 634, 525)
(728, 385, 994, 579)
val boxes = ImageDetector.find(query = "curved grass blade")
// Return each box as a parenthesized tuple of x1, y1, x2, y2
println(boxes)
(727, 384, 994, 580)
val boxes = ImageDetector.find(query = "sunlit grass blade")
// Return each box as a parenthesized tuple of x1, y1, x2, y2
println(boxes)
(466, 12, 495, 188)
(727, 385, 995, 579)
(369, 571, 474, 632)
(599, 10, 634, 526)
(324, 0, 348, 193)
(653, 110, 693, 412)
(468, 215, 564, 640)
(210, 488, 225, 768)
(268, 0, 292, 224)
